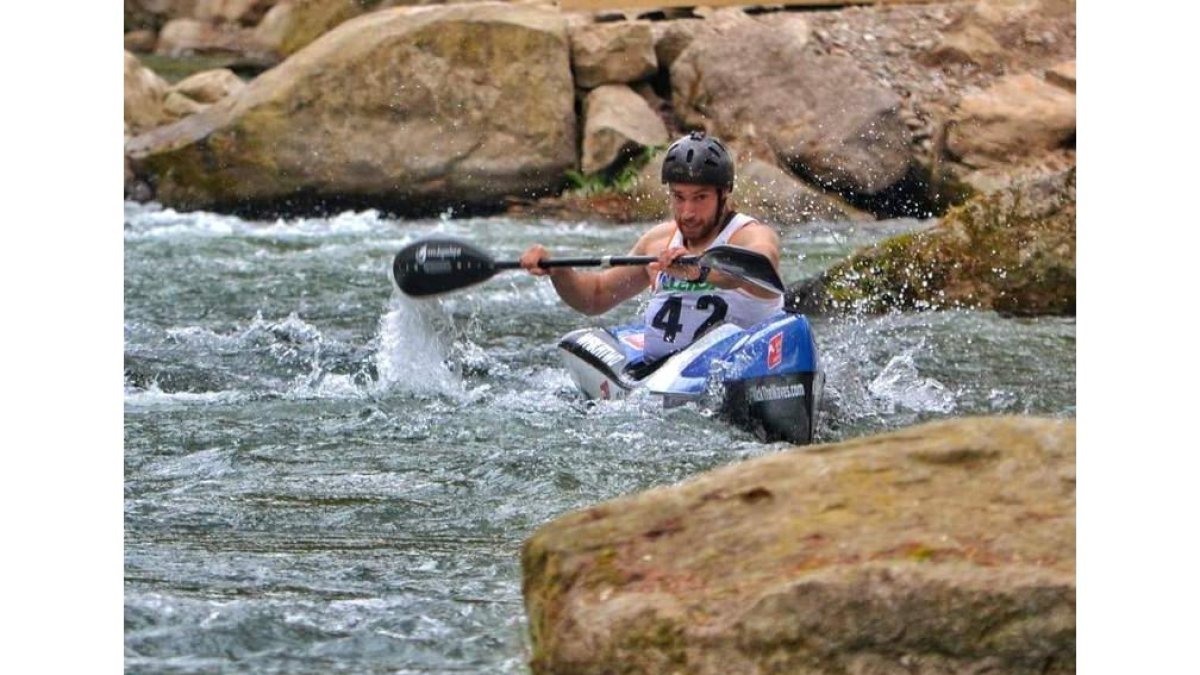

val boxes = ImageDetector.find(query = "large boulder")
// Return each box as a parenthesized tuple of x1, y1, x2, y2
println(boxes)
(581, 84, 668, 175)
(570, 20, 657, 88)
(671, 19, 913, 198)
(126, 3, 577, 215)
(124, 51, 172, 134)
(650, 18, 702, 71)
(946, 72, 1075, 170)
(787, 167, 1075, 317)
(252, 0, 366, 58)
(523, 416, 1076, 674)
(736, 159, 873, 225)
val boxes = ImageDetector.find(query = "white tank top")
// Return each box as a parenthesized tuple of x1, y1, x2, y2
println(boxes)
(642, 213, 784, 362)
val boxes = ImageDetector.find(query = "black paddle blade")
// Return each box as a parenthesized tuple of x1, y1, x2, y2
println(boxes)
(700, 245, 787, 295)
(392, 238, 499, 297)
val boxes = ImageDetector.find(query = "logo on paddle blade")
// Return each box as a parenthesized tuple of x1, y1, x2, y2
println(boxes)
(767, 332, 783, 369)
(414, 243, 461, 274)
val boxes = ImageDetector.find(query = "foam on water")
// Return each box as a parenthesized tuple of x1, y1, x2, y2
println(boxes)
(124, 382, 253, 408)
(124, 201, 405, 241)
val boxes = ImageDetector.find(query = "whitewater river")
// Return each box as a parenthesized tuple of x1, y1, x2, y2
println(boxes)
(123, 201, 1075, 673)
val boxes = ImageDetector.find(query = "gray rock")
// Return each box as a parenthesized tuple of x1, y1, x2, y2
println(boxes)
(671, 20, 914, 197)
(736, 159, 872, 225)
(946, 72, 1075, 169)
(570, 20, 657, 88)
(581, 84, 669, 175)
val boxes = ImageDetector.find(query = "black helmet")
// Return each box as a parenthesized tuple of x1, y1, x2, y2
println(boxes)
(661, 131, 734, 189)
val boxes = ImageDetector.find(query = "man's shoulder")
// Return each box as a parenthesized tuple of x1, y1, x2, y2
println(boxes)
(633, 221, 676, 253)
(730, 216, 778, 240)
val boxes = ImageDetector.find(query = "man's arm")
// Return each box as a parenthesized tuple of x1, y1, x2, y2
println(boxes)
(519, 225, 670, 315)
(545, 264, 649, 315)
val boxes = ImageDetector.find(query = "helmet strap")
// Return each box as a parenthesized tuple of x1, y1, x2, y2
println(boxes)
(714, 189, 729, 232)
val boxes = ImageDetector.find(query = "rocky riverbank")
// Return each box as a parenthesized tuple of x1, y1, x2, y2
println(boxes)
(124, 0, 1075, 221)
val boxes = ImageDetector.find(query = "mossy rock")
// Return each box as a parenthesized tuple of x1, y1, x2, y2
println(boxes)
(787, 167, 1075, 317)
(522, 417, 1076, 674)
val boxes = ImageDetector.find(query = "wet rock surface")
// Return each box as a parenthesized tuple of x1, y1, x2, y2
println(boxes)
(787, 167, 1075, 317)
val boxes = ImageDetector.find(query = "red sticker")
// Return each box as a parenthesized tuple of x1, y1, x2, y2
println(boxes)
(621, 333, 645, 350)
(767, 332, 783, 369)
(600, 380, 610, 400)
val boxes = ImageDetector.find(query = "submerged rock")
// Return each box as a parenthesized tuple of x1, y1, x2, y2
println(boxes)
(787, 167, 1075, 317)
(523, 416, 1075, 674)
(126, 2, 577, 215)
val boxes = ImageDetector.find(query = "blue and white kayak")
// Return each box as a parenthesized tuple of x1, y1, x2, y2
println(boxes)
(558, 312, 823, 444)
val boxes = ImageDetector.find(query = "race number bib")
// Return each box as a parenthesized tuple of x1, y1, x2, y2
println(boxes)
(643, 293, 728, 361)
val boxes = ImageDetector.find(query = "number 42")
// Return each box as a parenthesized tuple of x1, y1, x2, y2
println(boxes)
(650, 295, 728, 343)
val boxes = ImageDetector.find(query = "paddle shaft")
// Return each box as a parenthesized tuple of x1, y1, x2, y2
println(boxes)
(492, 255, 699, 271)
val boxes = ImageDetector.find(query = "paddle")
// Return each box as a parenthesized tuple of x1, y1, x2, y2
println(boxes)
(392, 237, 786, 297)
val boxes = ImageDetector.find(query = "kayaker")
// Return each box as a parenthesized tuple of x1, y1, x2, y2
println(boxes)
(519, 131, 784, 363)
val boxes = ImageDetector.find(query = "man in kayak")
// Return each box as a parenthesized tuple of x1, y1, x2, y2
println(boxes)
(519, 131, 784, 363)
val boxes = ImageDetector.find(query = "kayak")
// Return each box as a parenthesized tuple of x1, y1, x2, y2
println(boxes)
(388, 236, 818, 441)
(558, 311, 824, 444)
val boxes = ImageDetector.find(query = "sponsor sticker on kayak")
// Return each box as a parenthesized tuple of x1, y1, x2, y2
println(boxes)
(621, 333, 645, 350)
(768, 332, 783, 369)
(749, 382, 806, 402)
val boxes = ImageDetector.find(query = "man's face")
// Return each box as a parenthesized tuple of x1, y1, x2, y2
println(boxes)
(669, 183, 722, 242)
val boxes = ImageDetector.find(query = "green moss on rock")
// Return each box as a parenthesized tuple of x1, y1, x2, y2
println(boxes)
(788, 167, 1075, 317)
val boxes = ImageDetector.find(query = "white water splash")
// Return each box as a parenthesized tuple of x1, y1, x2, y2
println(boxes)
(373, 293, 464, 397)
(867, 350, 957, 414)
(283, 373, 367, 401)
(124, 202, 239, 239)
(124, 202, 398, 240)
(124, 382, 252, 409)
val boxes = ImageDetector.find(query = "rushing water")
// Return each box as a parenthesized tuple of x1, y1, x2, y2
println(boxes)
(123, 202, 1075, 673)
